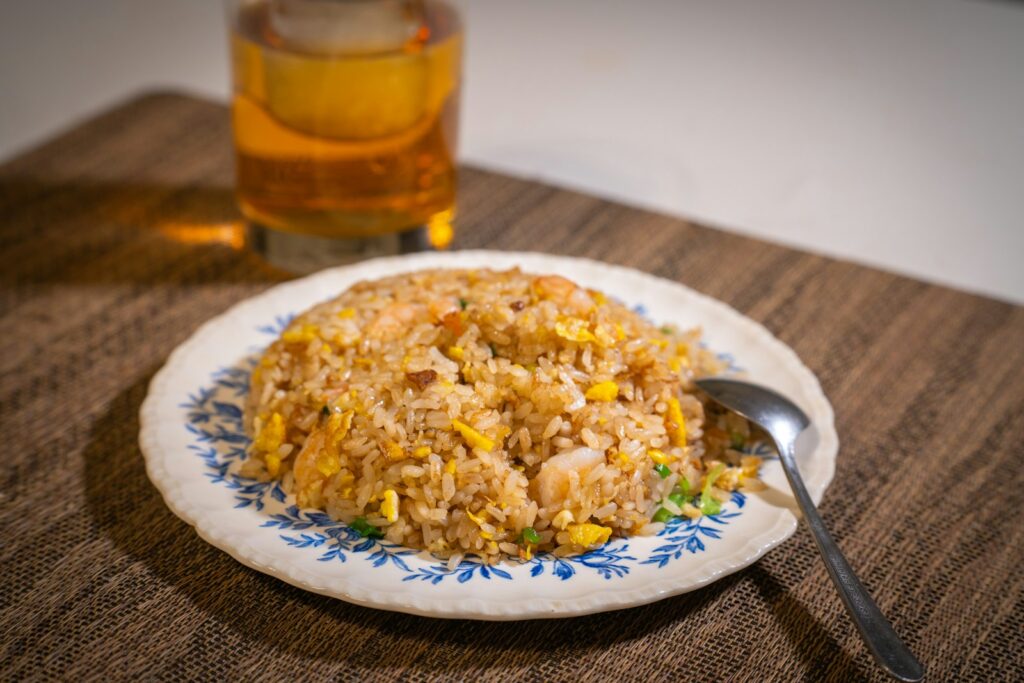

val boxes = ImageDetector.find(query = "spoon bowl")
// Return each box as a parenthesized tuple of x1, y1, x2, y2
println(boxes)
(697, 377, 809, 443)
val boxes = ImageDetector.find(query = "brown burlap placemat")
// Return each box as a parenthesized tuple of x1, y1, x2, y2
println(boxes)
(2, 93, 1022, 682)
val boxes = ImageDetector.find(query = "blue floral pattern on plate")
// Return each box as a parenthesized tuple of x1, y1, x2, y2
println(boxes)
(179, 314, 768, 583)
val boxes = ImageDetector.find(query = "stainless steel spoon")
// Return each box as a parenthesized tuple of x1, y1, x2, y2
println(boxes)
(696, 377, 924, 682)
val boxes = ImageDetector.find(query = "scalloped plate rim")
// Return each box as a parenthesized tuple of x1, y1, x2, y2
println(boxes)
(139, 250, 837, 620)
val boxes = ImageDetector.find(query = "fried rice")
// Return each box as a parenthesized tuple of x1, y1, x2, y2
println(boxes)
(243, 268, 762, 564)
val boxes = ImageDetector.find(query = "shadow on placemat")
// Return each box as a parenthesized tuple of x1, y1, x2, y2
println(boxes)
(80, 375, 865, 678)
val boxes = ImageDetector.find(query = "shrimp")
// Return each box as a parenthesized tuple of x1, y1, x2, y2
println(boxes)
(366, 302, 426, 339)
(532, 275, 594, 313)
(426, 296, 465, 336)
(428, 296, 460, 321)
(533, 447, 605, 508)
(292, 409, 354, 507)
(290, 428, 325, 497)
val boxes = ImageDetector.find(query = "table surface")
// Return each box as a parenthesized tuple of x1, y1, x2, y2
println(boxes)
(2, 93, 1022, 682)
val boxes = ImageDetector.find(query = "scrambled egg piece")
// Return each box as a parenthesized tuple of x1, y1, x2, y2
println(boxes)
(647, 448, 673, 465)
(452, 419, 496, 452)
(584, 381, 619, 402)
(666, 397, 687, 447)
(554, 318, 596, 343)
(281, 323, 319, 344)
(381, 489, 399, 523)
(567, 523, 613, 547)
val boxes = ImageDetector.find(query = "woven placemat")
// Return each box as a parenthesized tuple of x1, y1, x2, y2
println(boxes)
(2, 93, 1022, 682)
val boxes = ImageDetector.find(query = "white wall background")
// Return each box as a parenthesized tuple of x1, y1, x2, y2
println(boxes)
(2, 0, 1022, 303)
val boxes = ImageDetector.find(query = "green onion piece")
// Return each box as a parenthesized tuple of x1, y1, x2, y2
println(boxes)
(699, 494, 721, 516)
(654, 463, 671, 479)
(652, 507, 674, 524)
(675, 478, 691, 497)
(459, 298, 469, 310)
(350, 516, 384, 539)
(660, 325, 673, 335)
(699, 463, 727, 516)
(520, 526, 540, 545)
(668, 490, 689, 508)
(729, 430, 746, 449)
(703, 463, 727, 493)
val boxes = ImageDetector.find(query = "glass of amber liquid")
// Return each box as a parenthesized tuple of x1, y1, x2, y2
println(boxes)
(227, 0, 461, 270)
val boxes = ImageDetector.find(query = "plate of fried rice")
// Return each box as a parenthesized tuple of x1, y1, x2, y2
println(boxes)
(140, 250, 837, 619)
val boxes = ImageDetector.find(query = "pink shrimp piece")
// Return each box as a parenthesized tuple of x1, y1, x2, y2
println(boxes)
(428, 296, 460, 321)
(292, 428, 328, 501)
(532, 275, 594, 313)
(366, 302, 426, 339)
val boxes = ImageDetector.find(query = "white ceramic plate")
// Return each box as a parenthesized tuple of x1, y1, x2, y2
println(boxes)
(140, 250, 837, 620)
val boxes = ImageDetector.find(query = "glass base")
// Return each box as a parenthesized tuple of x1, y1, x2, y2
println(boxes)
(247, 223, 434, 274)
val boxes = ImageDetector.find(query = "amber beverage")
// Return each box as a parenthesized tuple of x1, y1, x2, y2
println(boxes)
(228, 0, 461, 251)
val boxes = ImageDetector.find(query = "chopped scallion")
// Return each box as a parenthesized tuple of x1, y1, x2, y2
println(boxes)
(520, 526, 540, 545)
(699, 463, 727, 516)
(703, 463, 727, 492)
(675, 478, 691, 496)
(654, 463, 671, 479)
(699, 495, 721, 517)
(652, 507, 674, 524)
(350, 516, 384, 539)
(668, 490, 689, 507)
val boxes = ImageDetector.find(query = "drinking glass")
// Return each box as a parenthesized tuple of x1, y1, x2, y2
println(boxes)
(226, 0, 462, 270)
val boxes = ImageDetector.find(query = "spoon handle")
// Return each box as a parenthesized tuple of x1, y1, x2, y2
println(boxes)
(775, 443, 924, 682)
